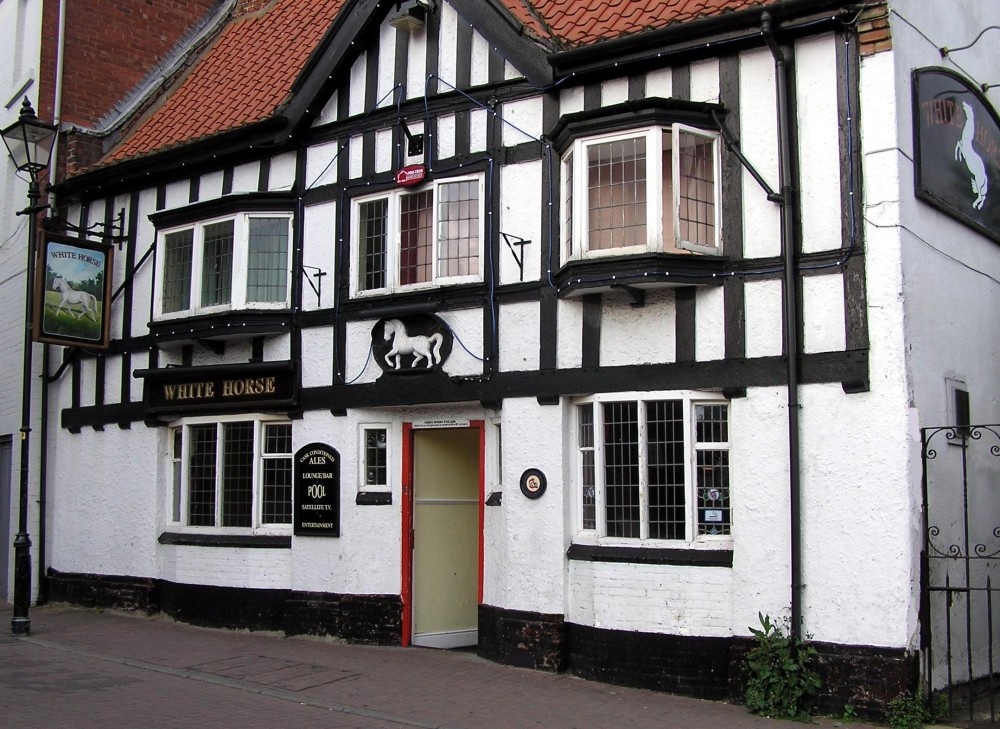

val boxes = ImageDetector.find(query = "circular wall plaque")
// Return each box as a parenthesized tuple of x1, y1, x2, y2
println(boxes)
(519, 468, 547, 499)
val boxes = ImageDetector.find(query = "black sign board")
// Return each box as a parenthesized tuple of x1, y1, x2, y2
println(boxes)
(913, 67, 1000, 243)
(294, 443, 340, 537)
(135, 360, 297, 415)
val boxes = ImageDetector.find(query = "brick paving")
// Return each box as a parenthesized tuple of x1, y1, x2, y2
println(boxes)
(0, 603, 886, 729)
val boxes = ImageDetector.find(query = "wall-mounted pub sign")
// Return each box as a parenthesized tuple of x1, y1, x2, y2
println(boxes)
(372, 314, 453, 375)
(913, 68, 1000, 243)
(135, 360, 297, 415)
(294, 443, 340, 536)
(33, 234, 114, 348)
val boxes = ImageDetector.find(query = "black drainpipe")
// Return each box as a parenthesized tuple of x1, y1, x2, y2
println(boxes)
(762, 11, 803, 645)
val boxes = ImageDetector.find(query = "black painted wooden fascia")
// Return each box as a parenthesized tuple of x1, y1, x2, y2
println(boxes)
(449, 0, 553, 88)
(548, 0, 854, 80)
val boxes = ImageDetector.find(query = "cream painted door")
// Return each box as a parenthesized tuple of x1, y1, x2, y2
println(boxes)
(412, 428, 479, 648)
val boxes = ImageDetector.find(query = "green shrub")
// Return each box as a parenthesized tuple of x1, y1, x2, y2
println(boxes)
(743, 612, 821, 721)
(886, 691, 936, 729)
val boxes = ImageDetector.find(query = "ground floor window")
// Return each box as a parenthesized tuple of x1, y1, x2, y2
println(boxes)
(169, 418, 292, 529)
(575, 392, 730, 542)
(361, 425, 389, 489)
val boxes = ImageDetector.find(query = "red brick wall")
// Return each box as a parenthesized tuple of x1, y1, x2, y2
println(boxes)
(858, 1, 891, 56)
(38, 0, 224, 128)
(36, 0, 224, 178)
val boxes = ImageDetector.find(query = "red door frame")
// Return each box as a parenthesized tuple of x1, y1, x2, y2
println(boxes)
(400, 420, 485, 647)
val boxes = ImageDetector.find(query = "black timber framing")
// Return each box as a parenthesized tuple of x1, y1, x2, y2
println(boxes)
(60, 349, 868, 431)
(838, 30, 869, 354)
(538, 93, 559, 371)
(719, 54, 745, 359)
(119, 192, 141, 427)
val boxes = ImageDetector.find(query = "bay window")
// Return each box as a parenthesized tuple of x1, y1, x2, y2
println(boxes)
(157, 212, 291, 318)
(575, 392, 730, 543)
(562, 124, 721, 260)
(352, 176, 484, 295)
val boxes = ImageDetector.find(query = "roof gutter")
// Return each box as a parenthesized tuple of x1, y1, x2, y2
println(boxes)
(548, 0, 855, 79)
(52, 115, 288, 197)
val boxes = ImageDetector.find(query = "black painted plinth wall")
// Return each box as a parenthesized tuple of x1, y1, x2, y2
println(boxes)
(478, 604, 566, 671)
(479, 603, 916, 719)
(45, 571, 915, 719)
(46, 568, 402, 645)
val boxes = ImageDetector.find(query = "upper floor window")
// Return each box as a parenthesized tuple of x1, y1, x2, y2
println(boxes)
(351, 176, 484, 296)
(575, 392, 730, 544)
(169, 417, 292, 531)
(562, 124, 721, 260)
(157, 213, 292, 318)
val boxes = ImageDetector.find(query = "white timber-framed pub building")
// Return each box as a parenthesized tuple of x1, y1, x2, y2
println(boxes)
(14, 0, 1000, 716)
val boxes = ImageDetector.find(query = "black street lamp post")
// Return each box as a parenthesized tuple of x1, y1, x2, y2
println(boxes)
(2, 98, 57, 636)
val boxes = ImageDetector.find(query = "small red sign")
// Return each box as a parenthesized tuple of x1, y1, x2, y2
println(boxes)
(395, 164, 426, 187)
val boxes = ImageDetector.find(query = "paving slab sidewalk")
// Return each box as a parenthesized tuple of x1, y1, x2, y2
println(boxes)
(1, 603, 887, 729)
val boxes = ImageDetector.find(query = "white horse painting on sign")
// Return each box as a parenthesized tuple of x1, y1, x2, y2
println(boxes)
(51, 276, 99, 321)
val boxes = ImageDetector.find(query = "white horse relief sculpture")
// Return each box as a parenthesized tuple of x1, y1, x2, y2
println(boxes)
(51, 276, 99, 321)
(955, 101, 989, 210)
(383, 319, 444, 369)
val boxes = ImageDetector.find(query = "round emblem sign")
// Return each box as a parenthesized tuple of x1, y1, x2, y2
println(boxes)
(519, 468, 547, 499)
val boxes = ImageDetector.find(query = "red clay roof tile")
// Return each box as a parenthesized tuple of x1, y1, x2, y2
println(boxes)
(510, 0, 777, 47)
(104, 0, 344, 166)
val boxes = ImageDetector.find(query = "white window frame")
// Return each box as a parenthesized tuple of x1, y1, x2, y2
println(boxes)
(572, 390, 731, 547)
(154, 212, 293, 320)
(349, 175, 485, 297)
(166, 414, 293, 535)
(358, 423, 391, 491)
(561, 124, 721, 261)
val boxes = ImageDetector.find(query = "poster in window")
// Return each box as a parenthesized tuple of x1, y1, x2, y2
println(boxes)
(33, 234, 113, 349)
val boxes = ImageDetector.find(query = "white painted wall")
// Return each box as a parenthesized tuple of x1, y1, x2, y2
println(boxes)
(39, 4, 990, 669)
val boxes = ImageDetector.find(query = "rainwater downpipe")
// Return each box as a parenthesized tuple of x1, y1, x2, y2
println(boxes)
(762, 11, 804, 645)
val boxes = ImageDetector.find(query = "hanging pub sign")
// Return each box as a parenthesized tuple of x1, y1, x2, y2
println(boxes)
(294, 443, 340, 536)
(135, 360, 298, 415)
(913, 67, 1000, 243)
(33, 234, 113, 348)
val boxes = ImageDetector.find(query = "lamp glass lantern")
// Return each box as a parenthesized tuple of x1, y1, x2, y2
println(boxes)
(2, 98, 57, 176)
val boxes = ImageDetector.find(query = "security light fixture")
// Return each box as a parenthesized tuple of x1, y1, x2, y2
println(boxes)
(389, 0, 432, 33)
